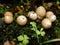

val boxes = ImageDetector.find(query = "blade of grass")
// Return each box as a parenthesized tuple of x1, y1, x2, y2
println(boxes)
(43, 39, 60, 44)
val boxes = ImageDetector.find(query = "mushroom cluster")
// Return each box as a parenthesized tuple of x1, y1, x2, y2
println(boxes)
(3, 6, 56, 29)
(28, 6, 56, 29)
(35, 6, 56, 29)
(4, 11, 27, 26)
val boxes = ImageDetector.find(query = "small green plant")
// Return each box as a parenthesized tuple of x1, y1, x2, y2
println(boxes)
(17, 34, 29, 45)
(30, 22, 45, 45)
(30, 22, 45, 36)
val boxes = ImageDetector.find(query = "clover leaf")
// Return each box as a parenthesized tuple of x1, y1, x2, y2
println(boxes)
(17, 35, 24, 41)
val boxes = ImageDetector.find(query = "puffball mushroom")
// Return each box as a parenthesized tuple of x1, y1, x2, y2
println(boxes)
(36, 6, 46, 17)
(28, 11, 37, 20)
(4, 12, 13, 16)
(4, 40, 10, 45)
(46, 11, 54, 18)
(4, 16, 13, 24)
(4, 40, 15, 45)
(16, 15, 27, 26)
(48, 15, 56, 22)
(41, 18, 52, 29)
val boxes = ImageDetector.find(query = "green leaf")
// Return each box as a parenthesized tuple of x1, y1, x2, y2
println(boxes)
(40, 28, 45, 36)
(30, 22, 36, 27)
(40, 31, 45, 36)
(22, 39, 29, 45)
(17, 35, 24, 41)
(31, 28, 35, 31)
(24, 35, 29, 40)
(36, 30, 40, 35)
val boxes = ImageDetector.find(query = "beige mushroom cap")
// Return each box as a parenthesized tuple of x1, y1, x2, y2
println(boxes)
(46, 11, 54, 18)
(4, 16, 13, 24)
(48, 15, 56, 22)
(41, 18, 52, 29)
(16, 15, 27, 26)
(4, 12, 13, 16)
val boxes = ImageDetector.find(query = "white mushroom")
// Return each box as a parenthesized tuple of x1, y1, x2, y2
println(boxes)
(28, 11, 37, 20)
